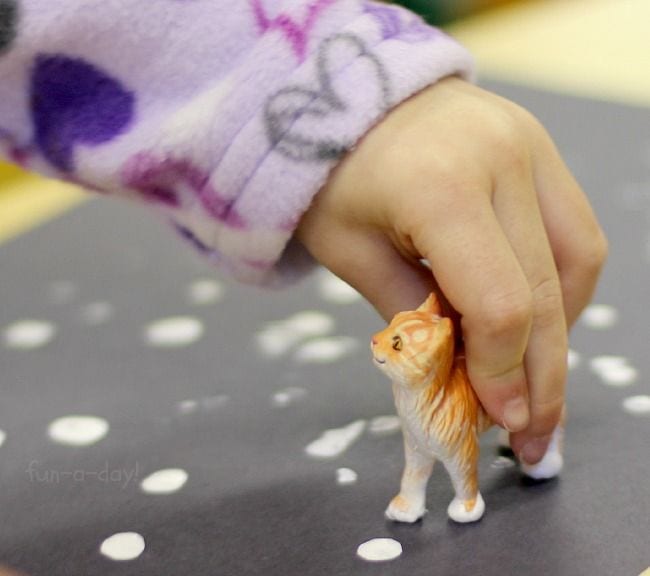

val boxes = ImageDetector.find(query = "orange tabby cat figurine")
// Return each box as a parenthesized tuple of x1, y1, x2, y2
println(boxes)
(371, 293, 564, 523)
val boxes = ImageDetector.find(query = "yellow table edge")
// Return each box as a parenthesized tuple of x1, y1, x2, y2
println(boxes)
(0, 169, 86, 246)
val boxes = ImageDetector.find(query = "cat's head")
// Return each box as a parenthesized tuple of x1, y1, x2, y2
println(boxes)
(370, 293, 454, 389)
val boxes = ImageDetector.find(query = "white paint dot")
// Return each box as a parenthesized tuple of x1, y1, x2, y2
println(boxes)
(81, 302, 114, 325)
(272, 387, 307, 408)
(368, 415, 401, 436)
(294, 336, 358, 364)
(305, 420, 366, 459)
(200, 394, 230, 411)
(100, 532, 145, 561)
(144, 316, 204, 348)
(48, 415, 109, 446)
(49, 281, 77, 304)
(590, 356, 638, 386)
(567, 349, 581, 370)
(256, 311, 334, 358)
(3, 320, 56, 349)
(581, 304, 619, 329)
(286, 311, 335, 337)
(318, 272, 361, 304)
(187, 279, 224, 305)
(256, 324, 296, 357)
(491, 456, 516, 469)
(336, 467, 358, 485)
(357, 538, 402, 562)
(177, 399, 199, 414)
(0, 429, 6, 447)
(140, 468, 188, 494)
(622, 395, 650, 416)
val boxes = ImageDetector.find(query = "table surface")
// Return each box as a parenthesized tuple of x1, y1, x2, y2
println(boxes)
(1, 81, 649, 576)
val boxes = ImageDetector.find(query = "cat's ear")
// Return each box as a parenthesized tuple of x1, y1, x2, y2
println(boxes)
(417, 293, 442, 316)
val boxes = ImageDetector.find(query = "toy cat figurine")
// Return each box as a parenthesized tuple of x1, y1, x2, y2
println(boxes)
(370, 293, 564, 524)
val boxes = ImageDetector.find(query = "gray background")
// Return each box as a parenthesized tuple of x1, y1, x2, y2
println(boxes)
(0, 81, 649, 575)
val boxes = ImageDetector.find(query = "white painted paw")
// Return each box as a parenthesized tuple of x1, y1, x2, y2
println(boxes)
(447, 492, 485, 523)
(521, 427, 564, 480)
(385, 494, 426, 523)
(521, 449, 563, 480)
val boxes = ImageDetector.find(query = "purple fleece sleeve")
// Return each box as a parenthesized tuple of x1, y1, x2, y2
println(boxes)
(0, 0, 474, 284)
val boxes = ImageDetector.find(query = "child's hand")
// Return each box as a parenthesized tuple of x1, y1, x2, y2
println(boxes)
(296, 76, 607, 464)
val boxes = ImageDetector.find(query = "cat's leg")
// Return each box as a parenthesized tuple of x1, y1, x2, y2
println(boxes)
(444, 438, 485, 523)
(520, 424, 564, 480)
(385, 433, 434, 523)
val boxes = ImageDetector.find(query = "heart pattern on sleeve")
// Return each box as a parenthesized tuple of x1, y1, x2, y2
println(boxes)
(30, 55, 135, 172)
(264, 33, 390, 162)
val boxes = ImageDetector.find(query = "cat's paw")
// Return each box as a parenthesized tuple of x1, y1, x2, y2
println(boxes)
(385, 494, 426, 523)
(447, 492, 485, 523)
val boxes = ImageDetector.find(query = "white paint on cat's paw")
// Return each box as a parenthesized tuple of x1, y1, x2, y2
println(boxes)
(447, 492, 485, 523)
(385, 495, 426, 523)
(521, 451, 563, 480)
(520, 427, 563, 480)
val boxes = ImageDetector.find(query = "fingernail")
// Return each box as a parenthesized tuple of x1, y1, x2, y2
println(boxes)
(502, 397, 529, 432)
(520, 436, 552, 465)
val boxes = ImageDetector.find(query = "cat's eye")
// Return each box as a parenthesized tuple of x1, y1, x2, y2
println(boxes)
(392, 336, 403, 351)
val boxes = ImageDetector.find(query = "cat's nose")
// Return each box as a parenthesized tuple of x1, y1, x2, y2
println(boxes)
(371, 338, 377, 347)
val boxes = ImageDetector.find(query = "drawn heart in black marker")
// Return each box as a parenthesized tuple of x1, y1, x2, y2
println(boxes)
(265, 33, 391, 162)
(0, 0, 18, 54)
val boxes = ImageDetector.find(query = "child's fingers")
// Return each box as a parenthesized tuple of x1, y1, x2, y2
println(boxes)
(492, 172, 568, 464)
(296, 214, 436, 322)
(409, 187, 533, 434)
(530, 131, 608, 328)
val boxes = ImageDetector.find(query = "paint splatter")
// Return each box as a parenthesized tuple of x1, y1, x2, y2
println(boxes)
(590, 356, 638, 387)
(581, 304, 619, 330)
(80, 302, 114, 325)
(305, 420, 366, 459)
(99, 532, 145, 561)
(176, 395, 230, 415)
(30, 55, 135, 172)
(176, 399, 199, 415)
(256, 311, 334, 357)
(48, 415, 109, 446)
(368, 415, 401, 436)
(336, 467, 358, 485)
(140, 468, 188, 494)
(491, 456, 516, 469)
(187, 279, 224, 305)
(3, 320, 56, 349)
(48, 280, 78, 304)
(294, 336, 358, 364)
(272, 387, 307, 407)
(356, 538, 402, 562)
(318, 271, 361, 304)
(622, 395, 650, 416)
(144, 316, 204, 347)
(567, 349, 581, 370)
